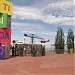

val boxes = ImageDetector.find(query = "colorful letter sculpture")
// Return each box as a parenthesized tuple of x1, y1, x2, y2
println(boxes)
(0, 0, 13, 16)
(0, 0, 13, 59)
(0, 13, 11, 28)
(0, 28, 11, 44)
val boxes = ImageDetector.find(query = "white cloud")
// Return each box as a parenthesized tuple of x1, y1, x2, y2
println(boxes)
(11, 22, 50, 36)
(11, 22, 46, 31)
(12, 6, 41, 19)
(43, 0, 74, 17)
(41, 0, 74, 25)
(39, 31, 56, 36)
(12, 0, 74, 26)
(11, 22, 57, 36)
(48, 0, 74, 10)
(41, 16, 74, 25)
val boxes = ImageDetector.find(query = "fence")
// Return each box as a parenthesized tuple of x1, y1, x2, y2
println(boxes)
(47, 48, 70, 54)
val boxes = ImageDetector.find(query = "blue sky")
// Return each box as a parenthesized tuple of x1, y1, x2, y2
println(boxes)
(8, 0, 74, 48)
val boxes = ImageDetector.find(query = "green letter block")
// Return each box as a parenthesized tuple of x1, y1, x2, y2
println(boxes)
(0, 13, 11, 28)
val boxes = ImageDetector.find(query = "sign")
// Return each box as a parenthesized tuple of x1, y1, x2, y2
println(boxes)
(0, 28, 11, 44)
(0, 13, 11, 28)
(0, 0, 13, 16)
(0, 43, 5, 59)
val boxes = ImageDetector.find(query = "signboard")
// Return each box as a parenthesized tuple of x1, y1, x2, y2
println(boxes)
(0, 43, 5, 59)
(0, 13, 11, 28)
(0, 0, 13, 16)
(0, 28, 11, 44)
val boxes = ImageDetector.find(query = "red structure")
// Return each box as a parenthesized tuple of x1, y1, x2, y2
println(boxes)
(40, 39, 49, 43)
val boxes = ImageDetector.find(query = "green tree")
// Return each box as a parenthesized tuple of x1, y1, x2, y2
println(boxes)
(67, 28, 74, 53)
(55, 27, 65, 54)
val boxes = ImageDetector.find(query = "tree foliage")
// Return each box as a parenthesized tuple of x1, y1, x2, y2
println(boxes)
(67, 28, 74, 53)
(55, 27, 65, 54)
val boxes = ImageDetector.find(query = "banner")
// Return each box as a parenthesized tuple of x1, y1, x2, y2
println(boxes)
(0, 13, 11, 28)
(0, 28, 11, 44)
(0, 0, 13, 16)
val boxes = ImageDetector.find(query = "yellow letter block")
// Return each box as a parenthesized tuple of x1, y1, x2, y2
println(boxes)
(0, 0, 6, 2)
(0, 0, 13, 16)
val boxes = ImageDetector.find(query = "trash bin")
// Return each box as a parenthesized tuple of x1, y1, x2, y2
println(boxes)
(70, 48, 74, 54)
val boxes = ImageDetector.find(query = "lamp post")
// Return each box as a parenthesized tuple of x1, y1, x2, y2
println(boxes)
(24, 36, 26, 44)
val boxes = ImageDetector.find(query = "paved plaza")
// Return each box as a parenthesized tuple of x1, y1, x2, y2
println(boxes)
(0, 54, 75, 75)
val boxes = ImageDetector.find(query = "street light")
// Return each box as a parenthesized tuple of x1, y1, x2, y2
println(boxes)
(24, 36, 26, 44)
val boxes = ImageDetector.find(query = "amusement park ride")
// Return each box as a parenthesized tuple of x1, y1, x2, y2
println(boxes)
(24, 34, 49, 44)
(40, 39, 49, 43)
